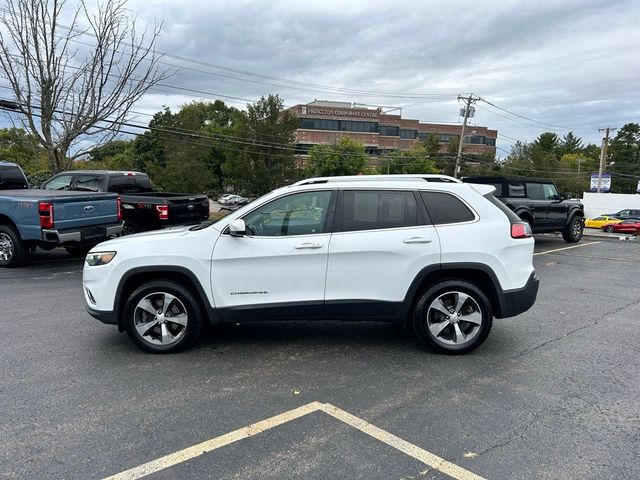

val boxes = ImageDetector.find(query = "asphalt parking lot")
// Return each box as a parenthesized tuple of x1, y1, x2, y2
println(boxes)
(1, 235, 639, 480)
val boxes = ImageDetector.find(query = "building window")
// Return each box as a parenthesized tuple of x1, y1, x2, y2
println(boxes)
(417, 132, 428, 141)
(484, 137, 496, 146)
(399, 129, 417, 139)
(379, 125, 399, 136)
(439, 133, 456, 143)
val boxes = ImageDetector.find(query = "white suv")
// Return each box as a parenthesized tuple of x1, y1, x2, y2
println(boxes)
(83, 175, 538, 354)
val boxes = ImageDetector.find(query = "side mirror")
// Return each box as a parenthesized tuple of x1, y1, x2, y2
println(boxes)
(229, 219, 246, 237)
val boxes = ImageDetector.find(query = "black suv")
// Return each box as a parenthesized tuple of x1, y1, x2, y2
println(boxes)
(463, 176, 584, 243)
(0, 161, 29, 189)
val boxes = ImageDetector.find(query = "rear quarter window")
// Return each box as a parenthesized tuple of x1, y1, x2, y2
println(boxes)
(420, 191, 475, 225)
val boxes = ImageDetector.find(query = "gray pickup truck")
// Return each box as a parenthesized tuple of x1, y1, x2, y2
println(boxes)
(0, 161, 123, 267)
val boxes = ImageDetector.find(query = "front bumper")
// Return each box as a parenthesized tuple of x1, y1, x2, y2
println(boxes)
(42, 222, 123, 244)
(496, 272, 539, 318)
(87, 306, 118, 325)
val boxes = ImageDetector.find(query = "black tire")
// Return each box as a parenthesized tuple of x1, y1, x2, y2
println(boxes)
(121, 220, 140, 236)
(0, 224, 27, 268)
(413, 280, 493, 355)
(562, 215, 583, 243)
(65, 246, 92, 258)
(605, 225, 615, 233)
(123, 280, 204, 353)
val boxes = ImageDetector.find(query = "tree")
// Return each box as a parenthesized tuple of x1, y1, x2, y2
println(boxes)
(306, 137, 368, 177)
(0, 0, 169, 172)
(533, 132, 560, 154)
(608, 123, 640, 193)
(382, 145, 438, 175)
(559, 132, 583, 155)
(88, 140, 131, 163)
(0, 127, 48, 173)
(422, 133, 441, 158)
(222, 95, 299, 195)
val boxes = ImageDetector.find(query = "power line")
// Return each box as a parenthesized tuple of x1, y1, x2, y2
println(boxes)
(479, 97, 591, 133)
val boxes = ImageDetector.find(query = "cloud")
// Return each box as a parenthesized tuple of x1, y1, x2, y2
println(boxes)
(2, 0, 638, 156)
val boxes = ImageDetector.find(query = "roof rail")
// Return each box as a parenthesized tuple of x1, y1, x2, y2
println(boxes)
(292, 174, 461, 186)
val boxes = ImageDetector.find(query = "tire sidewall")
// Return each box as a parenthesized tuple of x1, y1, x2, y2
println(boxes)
(563, 216, 583, 242)
(123, 280, 203, 353)
(0, 225, 25, 268)
(413, 280, 493, 355)
(121, 220, 139, 236)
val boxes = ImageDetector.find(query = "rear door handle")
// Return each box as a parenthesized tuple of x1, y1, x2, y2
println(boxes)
(403, 237, 432, 244)
(295, 243, 323, 249)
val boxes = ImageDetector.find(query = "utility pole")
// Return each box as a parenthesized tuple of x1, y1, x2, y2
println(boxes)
(454, 94, 479, 178)
(597, 127, 616, 193)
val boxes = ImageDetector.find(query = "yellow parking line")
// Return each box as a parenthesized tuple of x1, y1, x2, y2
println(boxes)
(103, 402, 323, 480)
(319, 403, 485, 480)
(103, 401, 485, 480)
(534, 241, 601, 256)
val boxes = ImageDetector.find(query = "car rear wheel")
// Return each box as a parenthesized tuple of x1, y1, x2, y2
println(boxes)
(0, 225, 26, 268)
(413, 280, 493, 355)
(123, 280, 204, 353)
(121, 220, 140, 236)
(605, 225, 615, 233)
(562, 216, 583, 243)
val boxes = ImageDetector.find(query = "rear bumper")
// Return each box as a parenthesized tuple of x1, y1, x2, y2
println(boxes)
(42, 222, 123, 244)
(87, 306, 118, 325)
(496, 272, 539, 318)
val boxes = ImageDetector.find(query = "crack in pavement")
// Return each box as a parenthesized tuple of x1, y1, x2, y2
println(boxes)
(509, 297, 640, 361)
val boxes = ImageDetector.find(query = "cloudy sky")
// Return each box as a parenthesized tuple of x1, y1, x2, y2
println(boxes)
(3, 0, 639, 157)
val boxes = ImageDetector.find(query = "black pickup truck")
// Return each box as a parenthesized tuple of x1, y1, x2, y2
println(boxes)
(463, 176, 585, 243)
(41, 171, 209, 235)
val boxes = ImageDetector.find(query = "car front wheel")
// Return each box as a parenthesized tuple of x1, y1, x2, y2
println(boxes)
(123, 280, 204, 353)
(413, 280, 493, 354)
(562, 216, 583, 243)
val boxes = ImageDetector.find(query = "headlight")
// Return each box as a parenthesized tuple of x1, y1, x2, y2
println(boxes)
(86, 251, 117, 266)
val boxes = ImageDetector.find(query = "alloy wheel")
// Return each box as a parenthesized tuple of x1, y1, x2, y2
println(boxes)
(426, 291, 483, 347)
(0, 233, 14, 262)
(133, 292, 188, 346)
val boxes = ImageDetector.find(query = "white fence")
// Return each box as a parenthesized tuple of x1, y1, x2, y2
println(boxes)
(582, 192, 640, 218)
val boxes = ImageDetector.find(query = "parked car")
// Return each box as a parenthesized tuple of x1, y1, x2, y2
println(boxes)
(584, 216, 623, 229)
(83, 174, 538, 355)
(0, 161, 29, 190)
(604, 209, 640, 220)
(462, 176, 584, 243)
(1, 190, 122, 267)
(218, 194, 250, 206)
(601, 219, 640, 234)
(41, 171, 209, 235)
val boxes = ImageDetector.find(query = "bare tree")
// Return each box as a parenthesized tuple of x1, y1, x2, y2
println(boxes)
(0, 0, 170, 172)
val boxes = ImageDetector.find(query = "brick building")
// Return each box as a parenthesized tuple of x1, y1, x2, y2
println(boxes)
(287, 100, 497, 158)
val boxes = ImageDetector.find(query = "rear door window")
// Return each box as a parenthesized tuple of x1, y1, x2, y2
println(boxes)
(508, 183, 525, 197)
(338, 190, 418, 232)
(420, 191, 475, 225)
(74, 174, 102, 192)
(525, 182, 544, 200)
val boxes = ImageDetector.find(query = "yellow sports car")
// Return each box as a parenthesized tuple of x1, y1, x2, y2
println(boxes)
(584, 216, 623, 229)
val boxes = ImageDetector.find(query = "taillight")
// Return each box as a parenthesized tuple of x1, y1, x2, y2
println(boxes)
(155, 205, 169, 220)
(38, 202, 54, 229)
(511, 222, 532, 239)
(116, 197, 122, 221)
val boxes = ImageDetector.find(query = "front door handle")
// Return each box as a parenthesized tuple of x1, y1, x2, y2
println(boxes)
(403, 237, 432, 244)
(295, 243, 323, 249)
